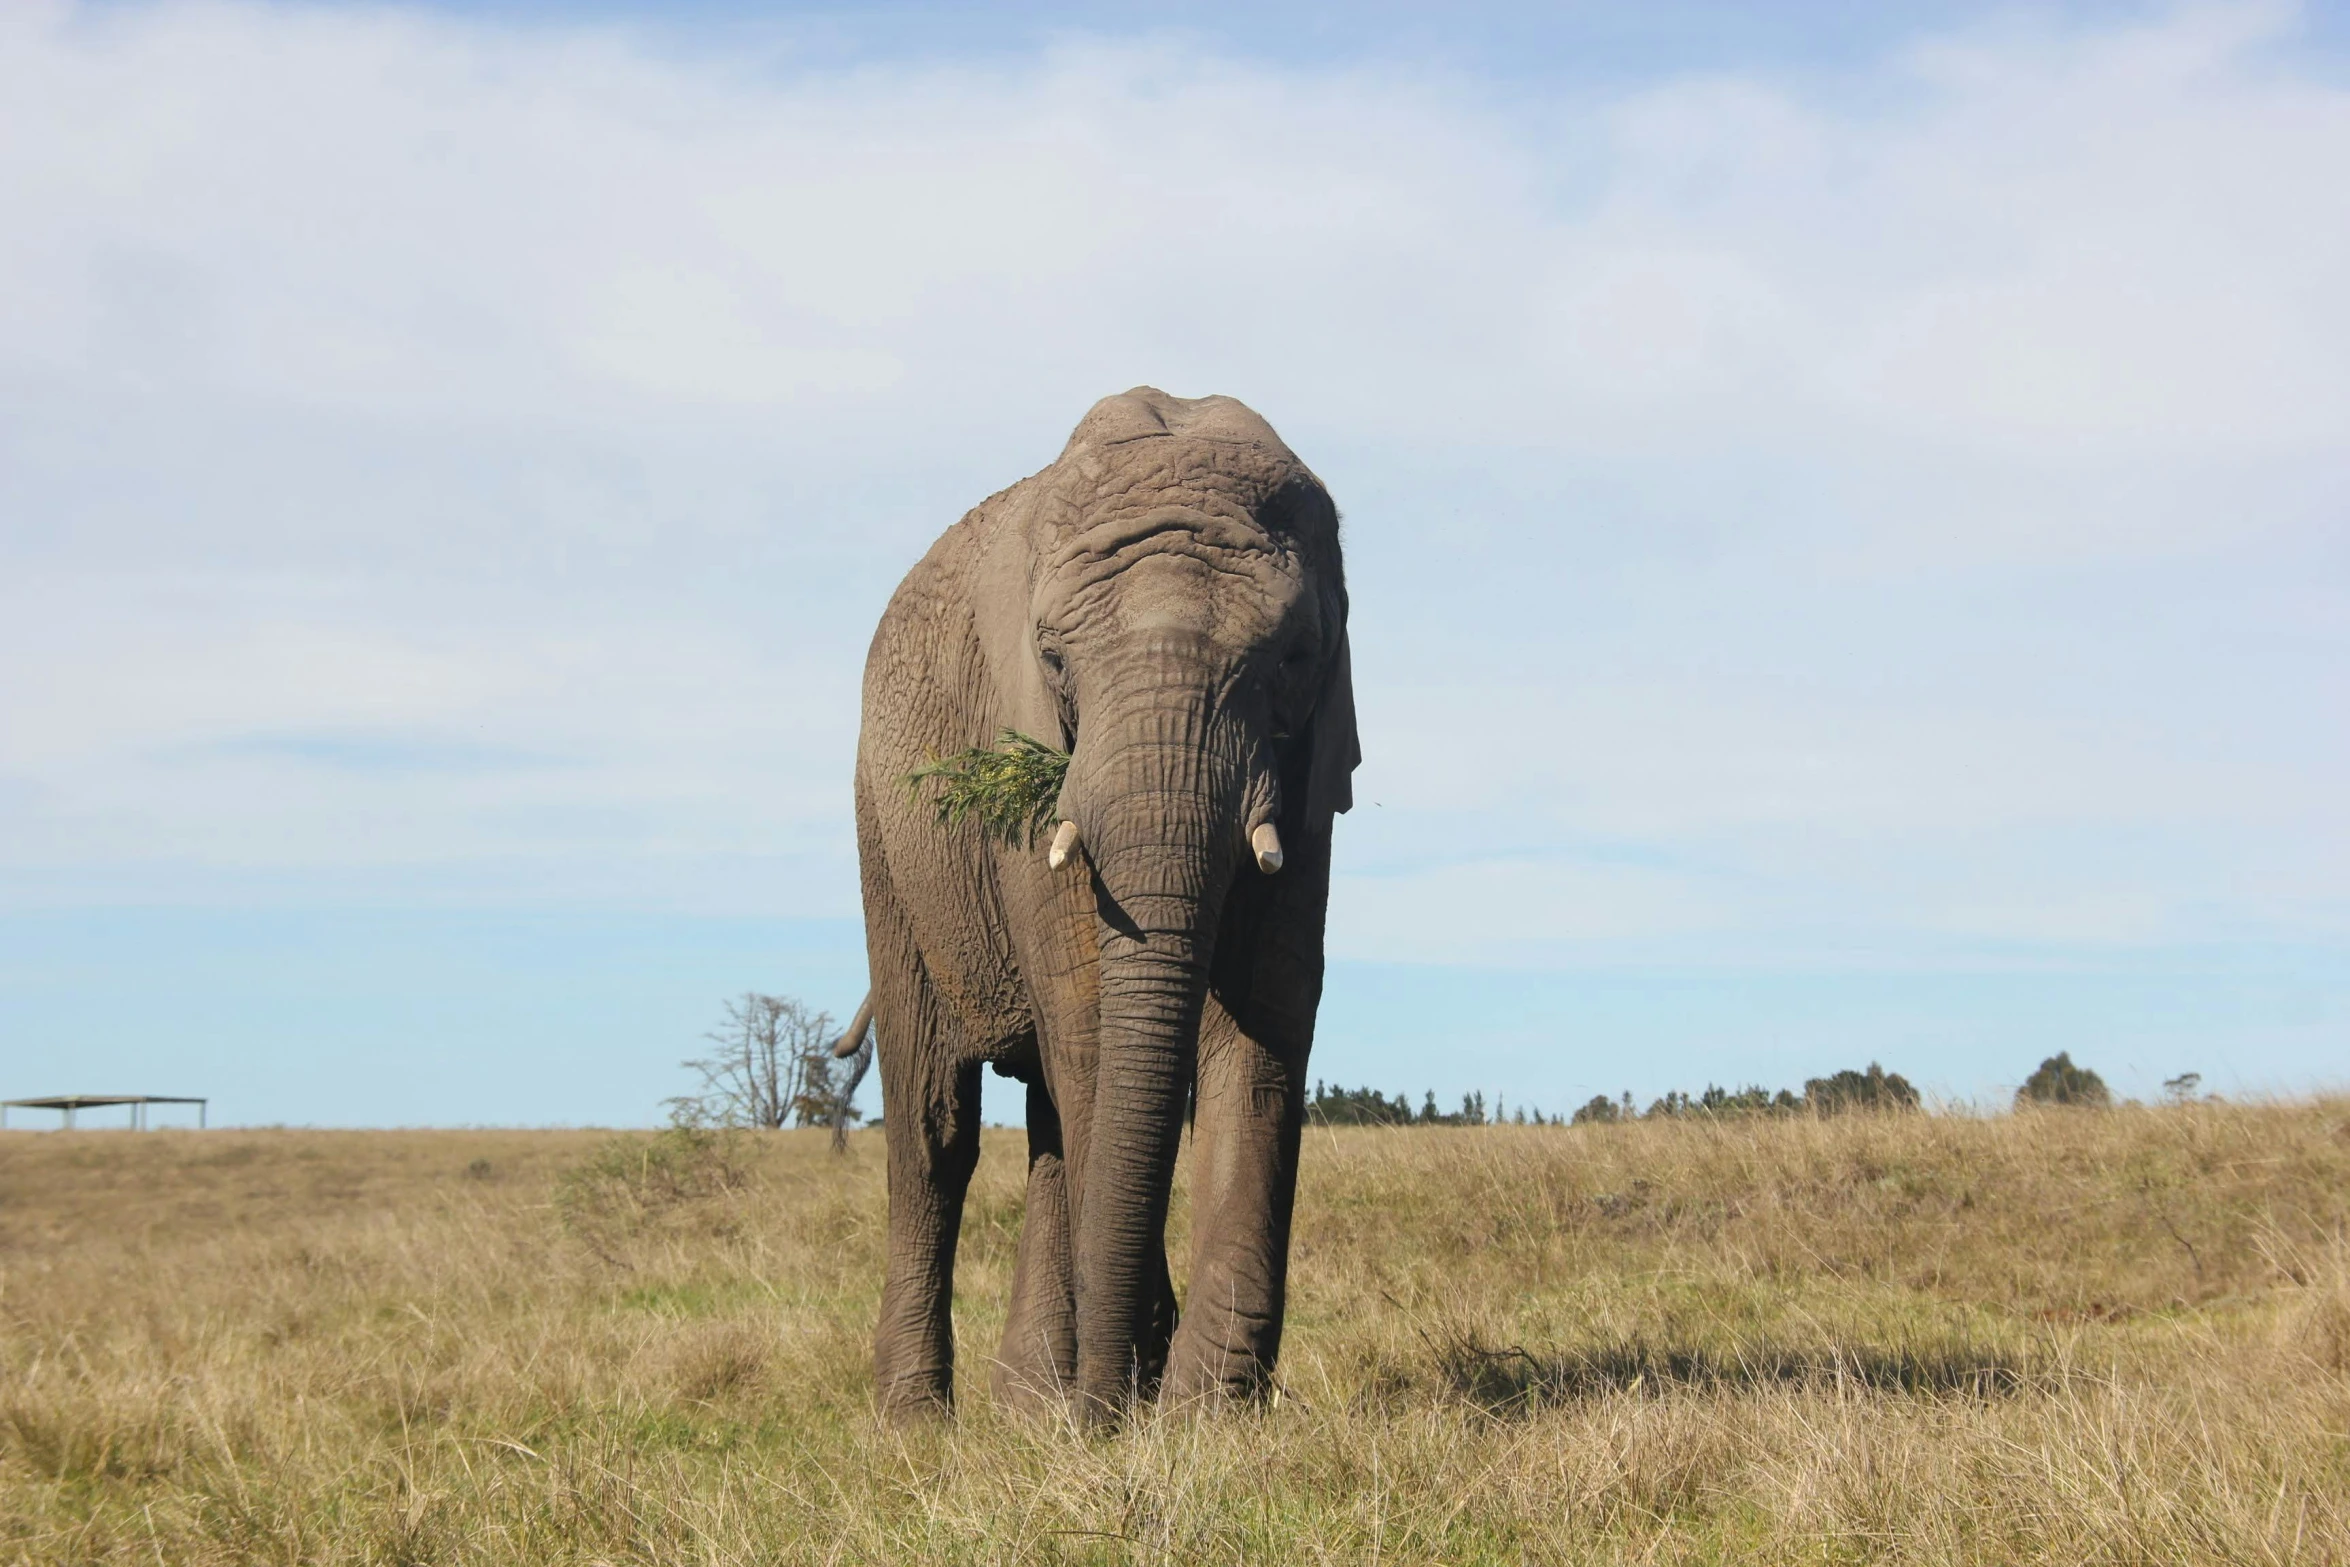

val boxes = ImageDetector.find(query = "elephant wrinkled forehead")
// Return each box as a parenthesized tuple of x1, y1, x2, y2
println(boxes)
(1022, 392, 1335, 640)
(1044, 508, 1304, 640)
(1057, 504, 1290, 573)
(1041, 426, 1313, 565)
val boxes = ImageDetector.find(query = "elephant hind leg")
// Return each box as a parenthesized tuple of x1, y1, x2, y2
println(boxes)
(990, 1078, 1078, 1411)
(864, 839, 984, 1421)
(874, 1033, 982, 1421)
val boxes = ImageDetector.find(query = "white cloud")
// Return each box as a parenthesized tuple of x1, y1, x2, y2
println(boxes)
(1, 0, 2342, 960)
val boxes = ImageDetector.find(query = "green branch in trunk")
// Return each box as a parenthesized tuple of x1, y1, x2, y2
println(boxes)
(901, 730, 1071, 847)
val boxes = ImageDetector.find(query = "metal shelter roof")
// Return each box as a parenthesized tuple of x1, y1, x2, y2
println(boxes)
(5, 1095, 206, 1110)
(3, 1095, 208, 1129)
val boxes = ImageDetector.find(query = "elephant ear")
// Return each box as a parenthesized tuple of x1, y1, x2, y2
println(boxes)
(1303, 620, 1359, 835)
(967, 486, 1068, 749)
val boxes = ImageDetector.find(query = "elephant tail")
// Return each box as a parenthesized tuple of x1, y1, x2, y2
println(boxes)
(832, 992, 875, 1058)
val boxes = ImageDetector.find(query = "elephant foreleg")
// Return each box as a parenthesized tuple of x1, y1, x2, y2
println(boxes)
(1160, 988, 1305, 1401)
(991, 1076, 1178, 1409)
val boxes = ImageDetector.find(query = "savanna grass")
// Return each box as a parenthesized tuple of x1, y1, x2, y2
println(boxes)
(4, 1099, 2348, 1563)
(903, 730, 1071, 847)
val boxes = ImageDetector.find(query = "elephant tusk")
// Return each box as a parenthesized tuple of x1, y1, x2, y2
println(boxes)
(1251, 821, 1284, 875)
(1047, 819, 1081, 870)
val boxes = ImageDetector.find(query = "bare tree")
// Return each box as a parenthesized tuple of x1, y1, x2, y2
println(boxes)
(678, 993, 851, 1130)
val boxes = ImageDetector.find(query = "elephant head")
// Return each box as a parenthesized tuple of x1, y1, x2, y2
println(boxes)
(968, 388, 1359, 1413)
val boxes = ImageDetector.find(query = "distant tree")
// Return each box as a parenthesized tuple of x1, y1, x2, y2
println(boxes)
(1306, 1082, 1416, 1126)
(1572, 1095, 1621, 1126)
(1803, 1063, 1921, 1116)
(1701, 1084, 1799, 1116)
(678, 993, 867, 1131)
(1305, 1085, 1575, 1129)
(2017, 1052, 2110, 1109)
(1636, 1084, 1798, 1120)
(2162, 1071, 2202, 1104)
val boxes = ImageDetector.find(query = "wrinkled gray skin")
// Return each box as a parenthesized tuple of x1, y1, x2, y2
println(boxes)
(853, 388, 1357, 1424)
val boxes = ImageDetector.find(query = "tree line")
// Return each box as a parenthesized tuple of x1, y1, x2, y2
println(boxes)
(680, 994, 2146, 1135)
(1305, 1063, 1924, 1127)
(1307, 1054, 2140, 1127)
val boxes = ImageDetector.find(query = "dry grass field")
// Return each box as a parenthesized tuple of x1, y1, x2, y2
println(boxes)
(4, 1099, 2348, 1564)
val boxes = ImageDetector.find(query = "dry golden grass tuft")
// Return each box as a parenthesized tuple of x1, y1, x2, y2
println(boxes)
(4, 1099, 2348, 1563)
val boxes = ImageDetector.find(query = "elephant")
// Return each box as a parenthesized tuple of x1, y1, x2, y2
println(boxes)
(847, 387, 1358, 1423)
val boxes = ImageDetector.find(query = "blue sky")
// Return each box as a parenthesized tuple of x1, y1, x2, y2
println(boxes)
(4, 0, 2346, 1125)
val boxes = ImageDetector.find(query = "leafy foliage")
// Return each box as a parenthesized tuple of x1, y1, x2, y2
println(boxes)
(901, 729, 1071, 846)
(2018, 1051, 2112, 1108)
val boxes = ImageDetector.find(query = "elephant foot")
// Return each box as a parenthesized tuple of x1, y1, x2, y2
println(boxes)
(1161, 1320, 1277, 1405)
(876, 1370, 956, 1426)
(1158, 1361, 1272, 1406)
(987, 1350, 1076, 1415)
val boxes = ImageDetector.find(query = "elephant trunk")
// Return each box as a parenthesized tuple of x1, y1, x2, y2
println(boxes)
(1075, 927, 1203, 1414)
(1062, 673, 1255, 1419)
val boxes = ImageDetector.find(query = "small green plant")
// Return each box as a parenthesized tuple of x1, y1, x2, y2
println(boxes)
(554, 1105, 751, 1260)
(901, 729, 1070, 846)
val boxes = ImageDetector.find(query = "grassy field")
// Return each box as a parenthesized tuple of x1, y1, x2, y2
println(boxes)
(4, 1100, 2348, 1564)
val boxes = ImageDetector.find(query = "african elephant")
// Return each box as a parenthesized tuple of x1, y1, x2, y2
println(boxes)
(849, 388, 1357, 1423)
